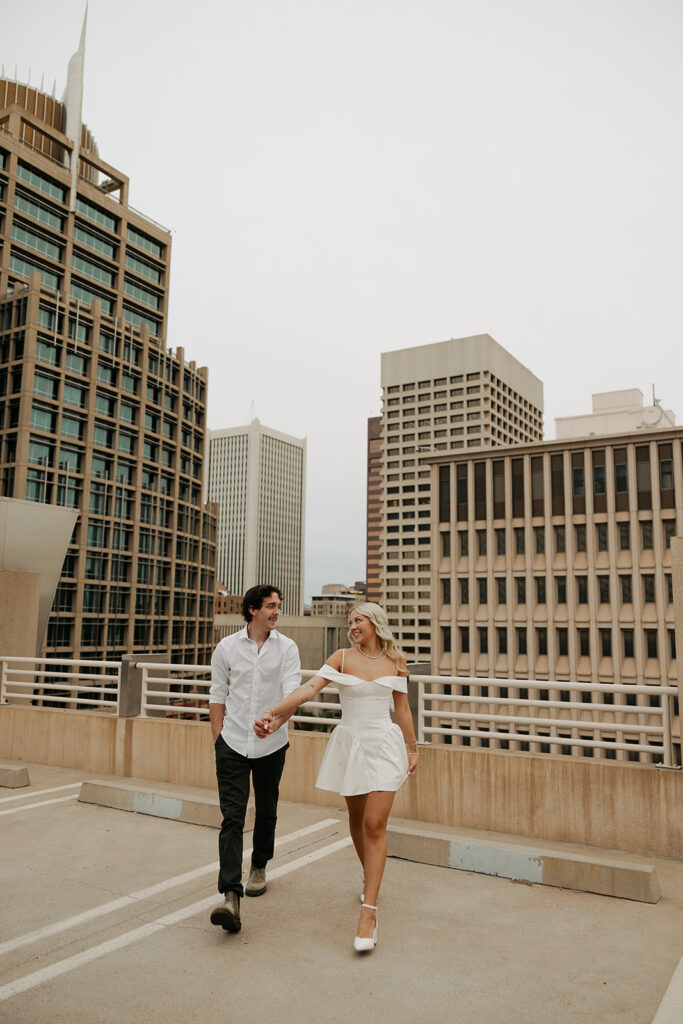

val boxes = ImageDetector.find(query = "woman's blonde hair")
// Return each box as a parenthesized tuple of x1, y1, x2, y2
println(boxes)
(347, 602, 406, 671)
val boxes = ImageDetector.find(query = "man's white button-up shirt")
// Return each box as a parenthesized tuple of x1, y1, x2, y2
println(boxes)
(209, 626, 302, 758)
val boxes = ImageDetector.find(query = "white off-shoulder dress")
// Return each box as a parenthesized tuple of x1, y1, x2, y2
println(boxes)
(314, 662, 409, 797)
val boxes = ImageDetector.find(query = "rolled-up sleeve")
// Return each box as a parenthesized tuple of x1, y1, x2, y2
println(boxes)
(281, 642, 302, 697)
(209, 643, 229, 704)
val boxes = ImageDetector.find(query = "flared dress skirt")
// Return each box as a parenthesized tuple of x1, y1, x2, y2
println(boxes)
(313, 666, 409, 797)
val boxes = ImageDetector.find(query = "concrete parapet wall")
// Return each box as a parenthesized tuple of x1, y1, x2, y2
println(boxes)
(1, 706, 681, 858)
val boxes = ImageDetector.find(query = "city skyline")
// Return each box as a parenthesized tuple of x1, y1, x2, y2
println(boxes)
(3, 0, 682, 598)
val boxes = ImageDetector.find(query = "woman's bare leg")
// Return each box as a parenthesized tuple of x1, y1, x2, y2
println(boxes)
(357, 790, 395, 940)
(345, 794, 367, 870)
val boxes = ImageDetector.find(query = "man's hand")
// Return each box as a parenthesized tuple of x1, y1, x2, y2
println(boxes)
(253, 712, 277, 738)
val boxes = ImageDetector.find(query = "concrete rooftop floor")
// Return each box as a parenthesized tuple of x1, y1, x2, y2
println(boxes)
(2, 762, 683, 1024)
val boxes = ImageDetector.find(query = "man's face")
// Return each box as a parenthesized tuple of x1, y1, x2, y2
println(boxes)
(249, 592, 281, 632)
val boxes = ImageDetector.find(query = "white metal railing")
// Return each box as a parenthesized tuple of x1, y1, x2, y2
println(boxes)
(2, 655, 678, 767)
(138, 664, 341, 728)
(415, 675, 679, 768)
(0, 656, 120, 711)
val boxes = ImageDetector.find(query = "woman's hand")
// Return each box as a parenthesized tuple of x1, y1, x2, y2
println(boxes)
(407, 751, 419, 776)
(253, 712, 279, 738)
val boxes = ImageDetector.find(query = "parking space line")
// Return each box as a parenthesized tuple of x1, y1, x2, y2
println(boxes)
(0, 795, 78, 817)
(0, 783, 81, 805)
(0, 834, 352, 1002)
(0, 817, 341, 956)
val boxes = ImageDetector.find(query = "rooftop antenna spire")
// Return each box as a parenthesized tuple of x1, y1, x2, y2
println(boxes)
(249, 400, 258, 422)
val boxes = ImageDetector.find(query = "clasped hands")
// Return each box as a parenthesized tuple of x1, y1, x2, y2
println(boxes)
(253, 711, 279, 739)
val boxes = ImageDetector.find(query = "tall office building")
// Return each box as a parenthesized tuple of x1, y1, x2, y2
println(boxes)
(207, 419, 306, 615)
(428, 419, 681, 762)
(0, 27, 217, 663)
(380, 334, 543, 662)
(366, 415, 382, 605)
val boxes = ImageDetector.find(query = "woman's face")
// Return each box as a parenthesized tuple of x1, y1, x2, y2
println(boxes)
(348, 612, 376, 646)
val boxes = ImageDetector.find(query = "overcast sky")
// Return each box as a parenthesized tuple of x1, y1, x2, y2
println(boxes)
(4, 0, 683, 601)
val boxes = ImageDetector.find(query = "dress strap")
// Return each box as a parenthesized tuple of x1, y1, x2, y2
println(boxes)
(341, 648, 345, 673)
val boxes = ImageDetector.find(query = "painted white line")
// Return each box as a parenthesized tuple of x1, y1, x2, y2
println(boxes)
(652, 952, 683, 1024)
(0, 834, 352, 1001)
(0, 817, 341, 956)
(0, 783, 81, 805)
(0, 795, 78, 817)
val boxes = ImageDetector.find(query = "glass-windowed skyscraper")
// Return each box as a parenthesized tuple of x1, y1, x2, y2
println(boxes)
(0, 24, 216, 663)
(207, 420, 306, 615)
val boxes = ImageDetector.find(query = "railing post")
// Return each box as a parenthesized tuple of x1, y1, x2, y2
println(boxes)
(417, 677, 425, 744)
(661, 692, 674, 768)
(0, 658, 7, 704)
(117, 655, 143, 717)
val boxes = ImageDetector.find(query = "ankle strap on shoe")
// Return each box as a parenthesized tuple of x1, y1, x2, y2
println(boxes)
(361, 903, 377, 910)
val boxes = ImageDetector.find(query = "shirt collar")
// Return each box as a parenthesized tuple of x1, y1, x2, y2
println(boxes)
(239, 625, 280, 644)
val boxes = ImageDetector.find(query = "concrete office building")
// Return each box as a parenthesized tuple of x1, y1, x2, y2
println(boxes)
(556, 388, 676, 440)
(366, 415, 382, 605)
(0, 29, 217, 664)
(380, 334, 543, 661)
(310, 583, 364, 616)
(428, 424, 681, 762)
(207, 419, 306, 615)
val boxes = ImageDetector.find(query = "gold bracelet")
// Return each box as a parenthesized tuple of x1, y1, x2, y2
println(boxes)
(268, 708, 280, 719)
(406, 743, 419, 753)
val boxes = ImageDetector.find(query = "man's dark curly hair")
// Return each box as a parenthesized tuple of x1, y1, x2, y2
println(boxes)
(242, 585, 283, 622)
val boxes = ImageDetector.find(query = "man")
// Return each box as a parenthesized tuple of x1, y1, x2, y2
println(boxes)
(208, 584, 301, 933)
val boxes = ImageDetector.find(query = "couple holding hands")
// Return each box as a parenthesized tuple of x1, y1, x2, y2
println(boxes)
(208, 584, 419, 953)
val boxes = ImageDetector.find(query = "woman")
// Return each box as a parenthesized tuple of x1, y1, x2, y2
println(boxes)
(254, 602, 419, 953)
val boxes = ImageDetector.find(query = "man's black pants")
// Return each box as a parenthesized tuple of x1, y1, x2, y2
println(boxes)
(215, 735, 288, 897)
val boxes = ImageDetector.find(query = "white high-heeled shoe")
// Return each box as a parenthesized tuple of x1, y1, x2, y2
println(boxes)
(353, 903, 378, 953)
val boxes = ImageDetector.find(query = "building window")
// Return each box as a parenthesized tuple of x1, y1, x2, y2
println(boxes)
(557, 628, 568, 657)
(441, 579, 451, 605)
(534, 527, 545, 554)
(441, 626, 451, 654)
(554, 525, 566, 554)
(669, 630, 676, 660)
(641, 522, 653, 549)
(516, 577, 526, 604)
(618, 522, 630, 550)
(636, 446, 652, 510)
(495, 528, 505, 556)
(514, 527, 525, 555)
(620, 575, 632, 604)
(459, 578, 469, 604)
(578, 629, 590, 657)
(556, 577, 566, 604)
(496, 578, 506, 604)
(645, 629, 658, 659)
(535, 577, 546, 604)
(478, 578, 487, 604)
(476, 530, 486, 556)
(536, 628, 548, 656)
(598, 576, 610, 604)
(666, 574, 673, 604)
(478, 627, 488, 654)
(438, 465, 450, 523)
(459, 627, 470, 654)
(596, 524, 608, 551)
(577, 577, 588, 603)
(600, 629, 612, 657)
(516, 628, 527, 656)
(441, 532, 451, 558)
(643, 575, 655, 603)
(622, 629, 634, 658)
(575, 524, 586, 552)
(497, 628, 508, 655)
(458, 531, 468, 557)
(664, 521, 676, 549)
